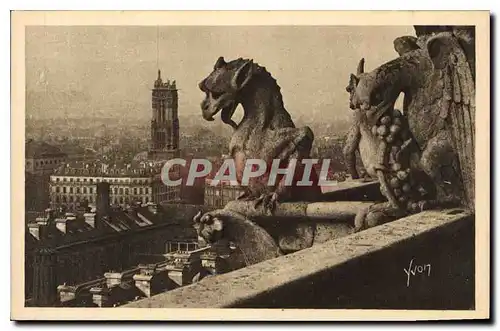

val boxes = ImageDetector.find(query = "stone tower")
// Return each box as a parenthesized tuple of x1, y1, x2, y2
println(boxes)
(148, 70, 180, 161)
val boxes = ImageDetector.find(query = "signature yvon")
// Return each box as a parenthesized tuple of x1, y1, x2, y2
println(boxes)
(404, 259, 431, 287)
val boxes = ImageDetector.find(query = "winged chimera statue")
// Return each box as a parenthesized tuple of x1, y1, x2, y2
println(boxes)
(344, 25, 475, 230)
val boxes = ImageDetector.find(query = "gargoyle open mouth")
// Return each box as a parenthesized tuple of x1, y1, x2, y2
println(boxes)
(202, 96, 237, 123)
(202, 103, 237, 123)
(220, 101, 238, 125)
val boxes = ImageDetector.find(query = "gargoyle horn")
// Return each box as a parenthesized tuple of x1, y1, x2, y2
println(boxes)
(193, 210, 203, 224)
(357, 58, 365, 75)
(214, 56, 227, 69)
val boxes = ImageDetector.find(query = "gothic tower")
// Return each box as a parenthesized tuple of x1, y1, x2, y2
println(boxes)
(148, 70, 180, 161)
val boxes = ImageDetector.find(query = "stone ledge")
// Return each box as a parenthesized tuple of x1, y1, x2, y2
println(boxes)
(124, 208, 473, 308)
(224, 200, 373, 222)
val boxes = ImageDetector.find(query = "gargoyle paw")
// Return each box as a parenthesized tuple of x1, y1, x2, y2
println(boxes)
(253, 192, 279, 215)
(354, 203, 407, 232)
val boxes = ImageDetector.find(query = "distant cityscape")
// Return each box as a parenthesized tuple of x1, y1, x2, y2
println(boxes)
(25, 67, 354, 308)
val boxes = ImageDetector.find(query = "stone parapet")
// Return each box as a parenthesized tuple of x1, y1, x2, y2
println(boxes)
(124, 209, 474, 309)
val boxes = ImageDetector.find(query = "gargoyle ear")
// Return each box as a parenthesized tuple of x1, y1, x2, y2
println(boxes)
(231, 59, 254, 91)
(346, 74, 359, 92)
(356, 58, 365, 75)
(214, 56, 226, 70)
(426, 32, 456, 70)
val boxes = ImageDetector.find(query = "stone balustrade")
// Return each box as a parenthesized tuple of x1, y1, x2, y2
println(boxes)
(124, 208, 474, 309)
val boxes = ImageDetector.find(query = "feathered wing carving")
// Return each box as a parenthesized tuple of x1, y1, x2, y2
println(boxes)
(428, 33, 475, 210)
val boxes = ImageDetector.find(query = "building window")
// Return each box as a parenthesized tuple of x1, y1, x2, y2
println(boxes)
(63, 187, 67, 193)
(125, 188, 129, 195)
(114, 188, 118, 195)
(83, 187, 87, 194)
(69, 187, 73, 193)
(119, 188, 124, 195)
(56, 187, 60, 193)
(145, 188, 149, 194)
(56, 178, 60, 182)
(76, 187, 80, 194)
(134, 188, 137, 195)
(120, 197, 124, 204)
(89, 187, 93, 194)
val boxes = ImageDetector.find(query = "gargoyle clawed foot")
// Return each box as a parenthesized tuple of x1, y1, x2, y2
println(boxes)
(253, 192, 279, 215)
(353, 195, 462, 233)
(354, 202, 408, 233)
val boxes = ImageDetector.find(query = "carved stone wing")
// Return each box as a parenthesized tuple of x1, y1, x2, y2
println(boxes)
(427, 32, 475, 210)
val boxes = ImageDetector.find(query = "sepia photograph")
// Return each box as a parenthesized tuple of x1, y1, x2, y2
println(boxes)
(10, 10, 490, 321)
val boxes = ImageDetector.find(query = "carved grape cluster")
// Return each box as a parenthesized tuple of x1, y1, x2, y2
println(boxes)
(373, 109, 429, 213)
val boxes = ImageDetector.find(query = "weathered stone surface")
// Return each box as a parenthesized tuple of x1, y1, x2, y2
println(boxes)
(313, 222, 354, 244)
(306, 201, 372, 221)
(125, 209, 472, 308)
(224, 200, 309, 218)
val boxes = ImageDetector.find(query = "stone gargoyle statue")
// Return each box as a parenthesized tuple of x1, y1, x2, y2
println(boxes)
(344, 25, 475, 231)
(193, 56, 323, 262)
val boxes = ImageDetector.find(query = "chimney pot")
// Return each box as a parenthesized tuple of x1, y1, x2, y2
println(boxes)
(96, 182, 111, 228)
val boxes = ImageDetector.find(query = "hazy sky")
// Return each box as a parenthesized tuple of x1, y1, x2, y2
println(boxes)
(26, 25, 414, 124)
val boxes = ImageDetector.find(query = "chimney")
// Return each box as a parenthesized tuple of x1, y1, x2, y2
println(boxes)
(44, 208, 55, 220)
(83, 212, 97, 228)
(147, 203, 158, 214)
(96, 182, 110, 228)
(55, 218, 68, 234)
(28, 223, 41, 240)
(55, 213, 76, 234)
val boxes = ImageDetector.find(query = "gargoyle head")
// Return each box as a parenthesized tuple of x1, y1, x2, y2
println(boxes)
(198, 57, 255, 125)
(193, 210, 224, 246)
(346, 58, 400, 121)
(347, 30, 474, 123)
